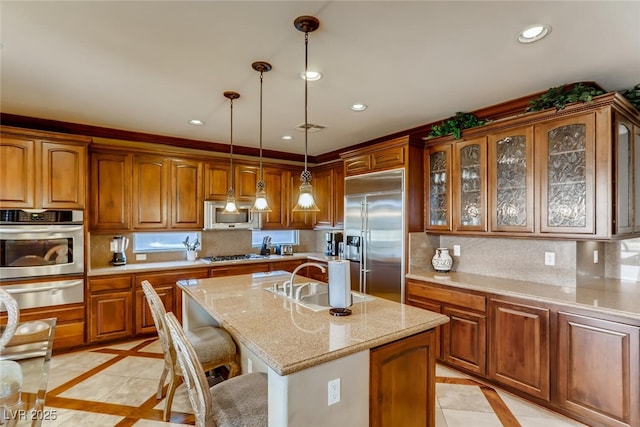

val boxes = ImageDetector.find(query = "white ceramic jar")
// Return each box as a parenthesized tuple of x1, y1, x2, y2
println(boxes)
(431, 248, 453, 273)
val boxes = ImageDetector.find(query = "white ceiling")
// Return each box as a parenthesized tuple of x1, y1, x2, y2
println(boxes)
(2, 1, 639, 157)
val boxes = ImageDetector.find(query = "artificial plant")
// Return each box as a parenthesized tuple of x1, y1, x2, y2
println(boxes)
(526, 83, 604, 112)
(426, 112, 487, 140)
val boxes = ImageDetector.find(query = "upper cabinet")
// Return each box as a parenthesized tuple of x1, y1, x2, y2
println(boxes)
(424, 93, 640, 239)
(1, 127, 89, 209)
(310, 162, 344, 229)
(90, 149, 203, 231)
(203, 161, 231, 201)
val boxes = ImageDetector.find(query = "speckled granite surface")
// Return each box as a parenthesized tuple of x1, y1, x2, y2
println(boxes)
(178, 272, 449, 376)
(407, 270, 640, 320)
(87, 252, 339, 276)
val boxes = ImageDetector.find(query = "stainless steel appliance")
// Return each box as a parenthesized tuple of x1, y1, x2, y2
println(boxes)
(324, 232, 343, 256)
(204, 201, 261, 230)
(344, 169, 404, 302)
(0, 209, 84, 280)
(110, 235, 129, 266)
(0, 278, 84, 310)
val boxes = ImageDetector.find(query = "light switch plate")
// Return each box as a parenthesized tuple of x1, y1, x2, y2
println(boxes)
(328, 378, 340, 405)
(453, 245, 461, 256)
(135, 254, 147, 261)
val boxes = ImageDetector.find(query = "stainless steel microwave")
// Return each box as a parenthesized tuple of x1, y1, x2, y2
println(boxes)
(203, 201, 261, 230)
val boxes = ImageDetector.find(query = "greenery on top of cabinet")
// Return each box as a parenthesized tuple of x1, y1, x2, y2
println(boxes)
(620, 84, 640, 110)
(526, 83, 604, 112)
(426, 112, 487, 140)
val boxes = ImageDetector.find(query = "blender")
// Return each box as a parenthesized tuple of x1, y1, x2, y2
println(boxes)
(110, 236, 129, 265)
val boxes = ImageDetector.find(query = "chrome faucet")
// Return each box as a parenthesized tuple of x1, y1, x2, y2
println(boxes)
(283, 262, 327, 299)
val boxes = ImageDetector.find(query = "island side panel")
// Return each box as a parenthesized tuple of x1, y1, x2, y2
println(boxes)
(268, 351, 370, 427)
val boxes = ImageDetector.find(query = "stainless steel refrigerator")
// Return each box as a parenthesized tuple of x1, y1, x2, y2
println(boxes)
(344, 169, 404, 302)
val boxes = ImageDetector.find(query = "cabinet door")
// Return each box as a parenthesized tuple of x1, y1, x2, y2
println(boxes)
(42, 142, 86, 209)
(89, 291, 133, 342)
(171, 159, 203, 229)
(488, 127, 535, 233)
(0, 137, 35, 208)
(537, 113, 596, 234)
(371, 145, 405, 171)
(454, 137, 487, 231)
(442, 306, 486, 375)
(261, 167, 289, 229)
(209, 262, 269, 277)
(234, 164, 258, 202)
(344, 154, 370, 176)
(311, 167, 333, 228)
(615, 116, 634, 235)
(370, 330, 436, 427)
(90, 152, 132, 230)
(489, 299, 550, 400)
(204, 161, 231, 201)
(289, 169, 313, 229)
(425, 144, 452, 231)
(333, 163, 345, 228)
(405, 291, 443, 360)
(135, 285, 174, 335)
(557, 312, 640, 427)
(132, 155, 169, 229)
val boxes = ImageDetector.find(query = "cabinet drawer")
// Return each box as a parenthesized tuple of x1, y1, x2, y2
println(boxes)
(344, 154, 371, 175)
(372, 146, 405, 170)
(407, 281, 485, 312)
(135, 269, 209, 287)
(89, 275, 133, 293)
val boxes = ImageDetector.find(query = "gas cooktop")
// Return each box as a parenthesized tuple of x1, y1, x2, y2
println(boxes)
(200, 254, 267, 263)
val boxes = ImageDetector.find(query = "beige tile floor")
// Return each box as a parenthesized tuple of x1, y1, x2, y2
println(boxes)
(41, 338, 588, 426)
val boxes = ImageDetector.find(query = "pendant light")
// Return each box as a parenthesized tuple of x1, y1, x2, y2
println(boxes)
(251, 61, 272, 213)
(292, 15, 320, 212)
(222, 91, 240, 214)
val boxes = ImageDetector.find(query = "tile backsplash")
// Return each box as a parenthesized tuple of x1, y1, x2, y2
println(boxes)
(410, 233, 640, 286)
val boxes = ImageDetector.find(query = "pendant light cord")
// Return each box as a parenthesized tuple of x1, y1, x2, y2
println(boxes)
(304, 30, 309, 173)
(229, 97, 234, 190)
(259, 70, 264, 182)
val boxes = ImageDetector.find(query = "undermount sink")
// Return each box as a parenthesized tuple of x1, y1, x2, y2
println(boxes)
(264, 282, 374, 312)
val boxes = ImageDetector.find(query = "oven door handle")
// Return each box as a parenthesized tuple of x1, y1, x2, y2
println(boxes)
(0, 225, 84, 233)
(5, 280, 83, 294)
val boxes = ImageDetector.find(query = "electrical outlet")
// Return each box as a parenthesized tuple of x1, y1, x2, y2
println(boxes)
(544, 251, 555, 266)
(247, 358, 253, 373)
(593, 250, 599, 264)
(328, 378, 340, 405)
(453, 245, 461, 256)
(135, 254, 147, 261)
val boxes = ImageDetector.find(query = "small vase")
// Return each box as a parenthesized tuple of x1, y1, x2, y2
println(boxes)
(186, 250, 197, 262)
(432, 248, 453, 273)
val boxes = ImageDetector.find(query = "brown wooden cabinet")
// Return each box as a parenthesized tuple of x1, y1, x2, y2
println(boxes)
(425, 144, 452, 231)
(91, 152, 132, 230)
(171, 158, 203, 229)
(489, 298, 550, 400)
(406, 279, 486, 375)
(234, 164, 259, 202)
(311, 162, 344, 229)
(370, 330, 437, 427)
(453, 136, 487, 232)
(209, 262, 270, 277)
(88, 275, 134, 343)
(204, 160, 231, 201)
(1, 127, 89, 209)
(261, 166, 289, 229)
(557, 312, 640, 427)
(288, 168, 313, 230)
(134, 268, 208, 335)
(132, 154, 169, 229)
(343, 144, 405, 177)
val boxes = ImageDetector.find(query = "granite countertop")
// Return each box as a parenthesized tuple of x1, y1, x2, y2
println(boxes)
(88, 252, 339, 276)
(178, 272, 449, 376)
(406, 270, 640, 321)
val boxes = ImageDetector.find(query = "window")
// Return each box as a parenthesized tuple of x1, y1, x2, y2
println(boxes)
(133, 232, 201, 252)
(251, 230, 298, 247)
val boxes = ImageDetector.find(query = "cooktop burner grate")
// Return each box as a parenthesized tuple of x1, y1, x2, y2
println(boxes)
(201, 254, 266, 262)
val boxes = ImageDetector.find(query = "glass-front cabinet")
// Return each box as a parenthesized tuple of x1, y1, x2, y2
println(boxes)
(426, 144, 452, 230)
(454, 137, 487, 231)
(488, 127, 534, 233)
(536, 112, 596, 234)
(635, 125, 640, 233)
(615, 115, 634, 235)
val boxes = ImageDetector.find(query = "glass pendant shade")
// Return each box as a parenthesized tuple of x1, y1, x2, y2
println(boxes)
(293, 15, 320, 212)
(251, 179, 271, 212)
(223, 188, 240, 215)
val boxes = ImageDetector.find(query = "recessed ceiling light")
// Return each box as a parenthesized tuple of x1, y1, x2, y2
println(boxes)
(281, 135, 294, 141)
(301, 71, 322, 81)
(350, 103, 367, 112)
(517, 24, 551, 44)
(188, 119, 205, 126)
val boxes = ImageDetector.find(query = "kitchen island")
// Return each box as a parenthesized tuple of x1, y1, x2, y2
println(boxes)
(178, 271, 449, 427)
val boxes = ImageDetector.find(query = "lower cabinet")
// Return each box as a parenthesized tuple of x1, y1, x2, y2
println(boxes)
(88, 275, 134, 342)
(370, 329, 437, 427)
(489, 298, 550, 401)
(557, 312, 640, 427)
